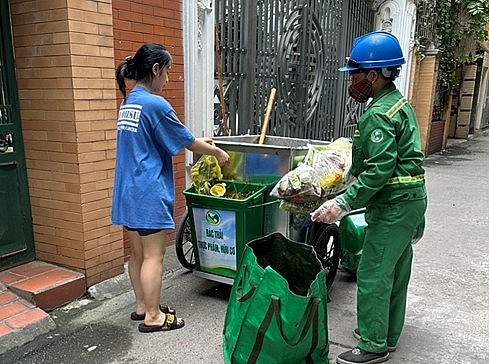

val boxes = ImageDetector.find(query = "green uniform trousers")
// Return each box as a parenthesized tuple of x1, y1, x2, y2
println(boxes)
(356, 188, 427, 353)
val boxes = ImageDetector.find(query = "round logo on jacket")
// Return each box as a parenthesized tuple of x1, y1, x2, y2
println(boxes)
(370, 129, 384, 143)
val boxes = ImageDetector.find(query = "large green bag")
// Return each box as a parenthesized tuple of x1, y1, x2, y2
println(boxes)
(222, 232, 329, 364)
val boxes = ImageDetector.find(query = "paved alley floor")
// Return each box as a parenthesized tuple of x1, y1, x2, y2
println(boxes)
(1, 130, 488, 364)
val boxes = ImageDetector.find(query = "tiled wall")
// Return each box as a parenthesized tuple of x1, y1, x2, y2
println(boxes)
(112, 0, 185, 259)
(455, 64, 477, 139)
(11, 0, 122, 286)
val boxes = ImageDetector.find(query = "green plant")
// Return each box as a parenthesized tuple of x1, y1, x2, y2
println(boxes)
(416, 0, 489, 113)
(439, 1, 487, 84)
(467, 1, 489, 39)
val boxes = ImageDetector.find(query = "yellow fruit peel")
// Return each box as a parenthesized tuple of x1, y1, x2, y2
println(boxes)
(210, 182, 226, 197)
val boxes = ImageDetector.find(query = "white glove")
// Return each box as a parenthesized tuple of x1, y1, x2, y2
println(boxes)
(310, 195, 351, 224)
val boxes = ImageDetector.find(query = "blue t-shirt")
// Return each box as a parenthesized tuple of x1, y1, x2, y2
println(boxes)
(111, 86, 195, 229)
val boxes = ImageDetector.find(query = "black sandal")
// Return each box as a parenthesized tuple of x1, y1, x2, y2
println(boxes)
(138, 313, 185, 332)
(130, 304, 177, 321)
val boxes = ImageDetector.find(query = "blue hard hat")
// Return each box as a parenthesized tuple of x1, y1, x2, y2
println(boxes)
(339, 31, 405, 72)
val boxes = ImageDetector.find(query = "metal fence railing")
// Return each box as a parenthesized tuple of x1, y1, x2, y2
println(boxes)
(214, 0, 374, 141)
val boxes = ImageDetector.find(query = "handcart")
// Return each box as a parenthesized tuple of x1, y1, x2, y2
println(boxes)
(175, 135, 342, 289)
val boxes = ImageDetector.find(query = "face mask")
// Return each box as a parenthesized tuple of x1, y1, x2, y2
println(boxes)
(348, 78, 372, 103)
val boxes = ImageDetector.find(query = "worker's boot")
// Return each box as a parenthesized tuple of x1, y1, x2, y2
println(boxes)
(336, 347, 389, 364)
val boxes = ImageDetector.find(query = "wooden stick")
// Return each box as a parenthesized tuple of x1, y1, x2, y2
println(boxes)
(214, 25, 229, 136)
(258, 88, 277, 144)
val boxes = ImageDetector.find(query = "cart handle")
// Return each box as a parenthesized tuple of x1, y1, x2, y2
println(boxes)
(246, 199, 281, 209)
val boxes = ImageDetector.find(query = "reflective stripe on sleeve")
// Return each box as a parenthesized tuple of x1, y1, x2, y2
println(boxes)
(386, 174, 425, 185)
(385, 98, 408, 118)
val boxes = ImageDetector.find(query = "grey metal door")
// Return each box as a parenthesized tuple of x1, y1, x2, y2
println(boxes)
(214, 0, 374, 140)
(0, 0, 35, 269)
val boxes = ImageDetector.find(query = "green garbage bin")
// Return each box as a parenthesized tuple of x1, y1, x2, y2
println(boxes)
(338, 208, 367, 275)
(183, 181, 267, 282)
(338, 208, 426, 275)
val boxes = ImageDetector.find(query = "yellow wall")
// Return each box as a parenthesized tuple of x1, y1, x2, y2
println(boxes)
(411, 54, 438, 154)
(11, 0, 122, 286)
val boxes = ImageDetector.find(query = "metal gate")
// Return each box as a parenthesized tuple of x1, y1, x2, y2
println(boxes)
(214, 0, 374, 140)
(0, 0, 35, 269)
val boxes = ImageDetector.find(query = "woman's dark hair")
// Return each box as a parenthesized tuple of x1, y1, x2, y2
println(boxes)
(116, 43, 172, 99)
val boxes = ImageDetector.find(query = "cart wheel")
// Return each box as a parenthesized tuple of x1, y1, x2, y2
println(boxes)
(175, 210, 195, 271)
(310, 222, 340, 290)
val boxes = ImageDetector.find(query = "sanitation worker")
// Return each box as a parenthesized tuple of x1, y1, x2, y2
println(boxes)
(311, 31, 427, 364)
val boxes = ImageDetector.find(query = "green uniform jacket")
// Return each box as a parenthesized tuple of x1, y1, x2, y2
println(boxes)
(342, 82, 425, 209)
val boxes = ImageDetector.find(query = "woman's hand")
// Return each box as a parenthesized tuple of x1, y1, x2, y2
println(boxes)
(186, 138, 229, 166)
(215, 148, 230, 166)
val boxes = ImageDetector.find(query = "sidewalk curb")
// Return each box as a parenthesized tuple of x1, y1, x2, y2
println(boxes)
(0, 314, 55, 355)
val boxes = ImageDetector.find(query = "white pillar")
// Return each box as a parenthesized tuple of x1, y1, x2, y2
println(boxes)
(183, 1, 215, 181)
(473, 53, 489, 132)
(373, 0, 416, 97)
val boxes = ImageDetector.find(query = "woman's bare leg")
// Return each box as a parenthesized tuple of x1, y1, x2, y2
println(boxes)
(127, 229, 183, 327)
(140, 230, 167, 325)
(126, 229, 146, 316)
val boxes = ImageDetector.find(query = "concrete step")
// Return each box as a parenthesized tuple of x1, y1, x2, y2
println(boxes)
(0, 261, 85, 312)
(0, 260, 86, 354)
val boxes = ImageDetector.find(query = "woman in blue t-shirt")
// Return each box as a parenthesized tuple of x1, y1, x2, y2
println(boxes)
(113, 43, 229, 333)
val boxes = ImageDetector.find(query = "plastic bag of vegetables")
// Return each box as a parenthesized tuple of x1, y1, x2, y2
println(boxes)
(191, 155, 223, 195)
(269, 163, 322, 203)
(304, 137, 355, 197)
(270, 137, 355, 213)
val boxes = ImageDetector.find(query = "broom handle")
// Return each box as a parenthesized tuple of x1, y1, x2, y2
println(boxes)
(258, 88, 276, 144)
